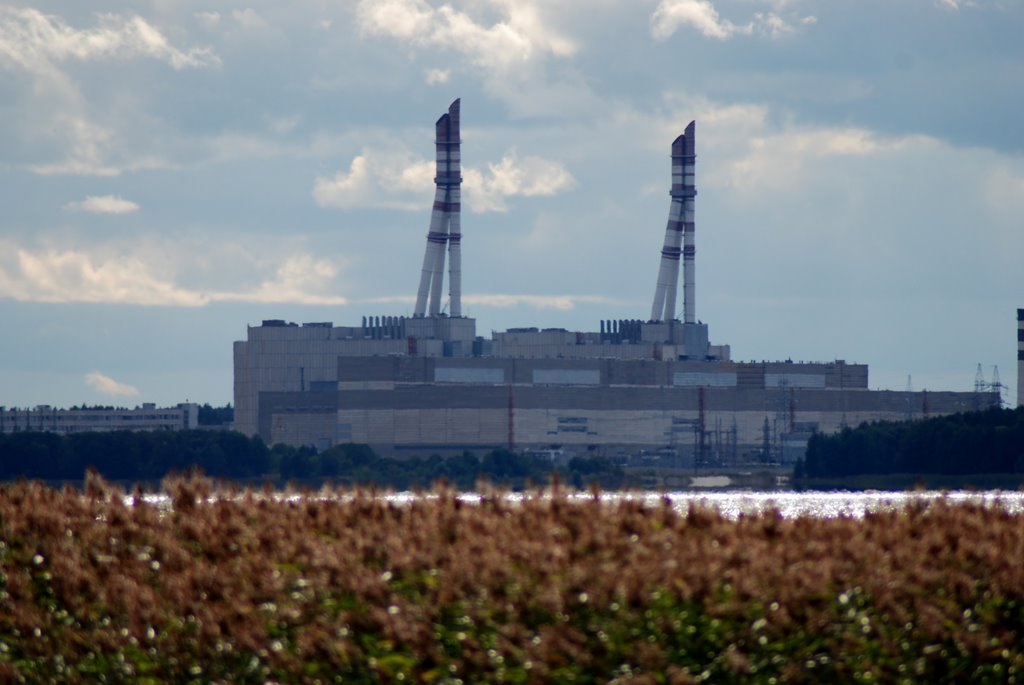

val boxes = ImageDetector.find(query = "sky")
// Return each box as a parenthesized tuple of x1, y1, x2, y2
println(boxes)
(1, 0, 1022, 409)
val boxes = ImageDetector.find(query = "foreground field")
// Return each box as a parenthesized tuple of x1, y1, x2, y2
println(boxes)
(2, 479, 1024, 683)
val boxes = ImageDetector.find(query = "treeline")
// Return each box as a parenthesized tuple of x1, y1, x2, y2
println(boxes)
(0, 429, 627, 489)
(797, 406, 1024, 478)
(0, 430, 270, 481)
(197, 403, 233, 426)
(278, 444, 627, 490)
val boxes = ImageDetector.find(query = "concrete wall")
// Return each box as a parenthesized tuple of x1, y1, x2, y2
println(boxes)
(260, 378, 995, 458)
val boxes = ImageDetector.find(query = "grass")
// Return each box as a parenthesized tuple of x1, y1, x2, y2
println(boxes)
(2, 475, 1024, 683)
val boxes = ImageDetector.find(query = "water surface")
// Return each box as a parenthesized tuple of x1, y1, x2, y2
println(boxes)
(138, 489, 1024, 519)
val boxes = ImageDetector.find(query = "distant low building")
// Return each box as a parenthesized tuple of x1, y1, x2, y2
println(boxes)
(0, 403, 199, 435)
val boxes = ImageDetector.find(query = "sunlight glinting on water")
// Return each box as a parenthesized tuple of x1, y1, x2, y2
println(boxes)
(133, 490, 1024, 518)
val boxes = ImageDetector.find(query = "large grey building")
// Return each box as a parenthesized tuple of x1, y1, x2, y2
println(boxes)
(233, 101, 995, 463)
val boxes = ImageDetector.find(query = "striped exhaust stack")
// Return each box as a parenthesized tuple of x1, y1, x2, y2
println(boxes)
(650, 121, 697, 324)
(414, 99, 463, 318)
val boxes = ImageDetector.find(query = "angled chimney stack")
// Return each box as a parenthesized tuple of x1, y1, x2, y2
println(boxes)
(650, 120, 697, 323)
(414, 99, 463, 318)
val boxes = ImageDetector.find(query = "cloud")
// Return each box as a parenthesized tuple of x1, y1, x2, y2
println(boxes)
(651, 0, 751, 40)
(64, 195, 140, 214)
(353, 0, 593, 116)
(0, 7, 219, 177)
(26, 116, 121, 177)
(313, 149, 575, 213)
(0, 7, 220, 71)
(313, 151, 433, 211)
(425, 68, 450, 84)
(85, 372, 139, 397)
(465, 152, 577, 212)
(0, 242, 347, 307)
(224, 256, 348, 305)
(195, 11, 221, 30)
(707, 121, 933, 194)
(356, 0, 576, 70)
(650, 0, 810, 40)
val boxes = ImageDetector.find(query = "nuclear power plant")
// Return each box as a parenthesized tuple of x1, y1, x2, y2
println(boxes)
(233, 100, 996, 464)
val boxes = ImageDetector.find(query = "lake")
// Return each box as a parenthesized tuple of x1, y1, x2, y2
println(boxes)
(137, 488, 1024, 518)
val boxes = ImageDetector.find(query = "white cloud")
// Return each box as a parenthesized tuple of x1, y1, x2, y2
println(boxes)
(757, 12, 793, 39)
(65, 195, 140, 214)
(224, 256, 348, 305)
(313, 149, 575, 213)
(465, 152, 577, 213)
(357, 0, 575, 69)
(0, 7, 220, 71)
(0, 242, 347, 307)
(312, 151, 433, 211)
(195, 11, 221, 30)
(0, 7, 219, 177)
(85, 372, 139, 397)
(702, 116, 934, 195)
(425, 67, 451, 85)
(353, 0, 603, 117)
(651, 0, 810, 40)
(651, 0, 752, 40)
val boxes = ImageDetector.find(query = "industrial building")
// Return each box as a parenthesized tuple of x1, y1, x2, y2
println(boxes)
(234, 100, 996, 464)
(0, 403, 199, 435)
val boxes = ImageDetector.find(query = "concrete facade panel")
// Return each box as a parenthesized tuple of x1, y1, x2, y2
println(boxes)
(435, 367, 505, 384)
(766, 373, 826, 389)
(674, 372, 737, 387)
(533, 369, 601, 385)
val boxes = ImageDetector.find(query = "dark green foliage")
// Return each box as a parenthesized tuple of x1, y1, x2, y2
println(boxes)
(567, 455, 626, 489)
(0, 430, 270, 481)
(281, 445, 622, 491)
(799, 406, 1024, 478)
(0, 431, 629, 490)
(197, 403, 233, 426)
